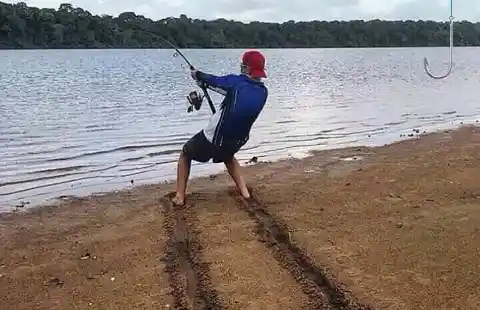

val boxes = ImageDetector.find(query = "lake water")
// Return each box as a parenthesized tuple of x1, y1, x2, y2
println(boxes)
(1, 47, 480, 211)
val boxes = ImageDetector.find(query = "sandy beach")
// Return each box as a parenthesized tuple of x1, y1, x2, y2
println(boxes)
(1, 125, 480, 309)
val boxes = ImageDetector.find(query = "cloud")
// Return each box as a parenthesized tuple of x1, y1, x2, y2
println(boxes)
(5, 0, 480, 22)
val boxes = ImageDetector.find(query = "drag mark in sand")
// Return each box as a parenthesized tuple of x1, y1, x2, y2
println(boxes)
(230, 188, 373, 310)
(160, 193, 223, 310)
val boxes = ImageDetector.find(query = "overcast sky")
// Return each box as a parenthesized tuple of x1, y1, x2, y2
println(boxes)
(6, 0, 480, 22)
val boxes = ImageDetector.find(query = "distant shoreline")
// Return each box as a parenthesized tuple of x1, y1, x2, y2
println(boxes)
(2, 1, 480, 50)
(1, 46, 478, 51)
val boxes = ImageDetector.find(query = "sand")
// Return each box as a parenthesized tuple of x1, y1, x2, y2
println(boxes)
(1, 125, 480, 310)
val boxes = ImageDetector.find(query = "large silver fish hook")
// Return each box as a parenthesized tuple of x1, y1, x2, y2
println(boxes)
(423, 0, 454, 79)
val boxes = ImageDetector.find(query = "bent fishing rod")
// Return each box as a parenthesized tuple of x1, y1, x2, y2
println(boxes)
(159, 37, 216, 114)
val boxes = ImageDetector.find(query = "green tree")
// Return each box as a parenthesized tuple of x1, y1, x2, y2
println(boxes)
(0, 1, 479, 49)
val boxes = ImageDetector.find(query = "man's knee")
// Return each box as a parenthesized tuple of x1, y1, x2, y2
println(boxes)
(179, 148, 191, 161)
(181, 142, 193, 159)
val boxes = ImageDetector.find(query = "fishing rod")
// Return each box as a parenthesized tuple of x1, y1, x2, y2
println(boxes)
(159, 37, 216, 114)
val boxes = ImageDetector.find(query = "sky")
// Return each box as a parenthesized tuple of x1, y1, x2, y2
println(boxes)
(4, 0, 480, 23)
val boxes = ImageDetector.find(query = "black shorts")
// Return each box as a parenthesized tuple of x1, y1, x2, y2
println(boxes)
(181, 130, 239, 163)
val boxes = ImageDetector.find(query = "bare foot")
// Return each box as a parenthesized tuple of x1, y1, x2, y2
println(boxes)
(171, 195, 185, 207)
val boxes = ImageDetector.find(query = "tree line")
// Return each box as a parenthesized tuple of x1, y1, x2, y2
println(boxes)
(1, 1, 480, 49)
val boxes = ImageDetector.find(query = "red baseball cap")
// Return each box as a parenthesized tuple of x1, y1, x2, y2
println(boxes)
(242, 50, 267, 78)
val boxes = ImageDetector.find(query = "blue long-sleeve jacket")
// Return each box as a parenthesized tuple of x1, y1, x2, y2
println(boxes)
(194, 70, 268, 150)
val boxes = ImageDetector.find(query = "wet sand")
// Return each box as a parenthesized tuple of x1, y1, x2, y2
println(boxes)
(1, 125, 480, 309)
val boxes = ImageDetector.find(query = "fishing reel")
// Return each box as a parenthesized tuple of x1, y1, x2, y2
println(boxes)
(186, 90, 204, 113)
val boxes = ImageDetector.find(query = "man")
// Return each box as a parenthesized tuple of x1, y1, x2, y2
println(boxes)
(171, 50, 269, 206)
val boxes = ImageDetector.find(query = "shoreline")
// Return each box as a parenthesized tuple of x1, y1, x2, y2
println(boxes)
(1, 124, 480, 309)
(0, 125, 480, 310)
(3, 119, 476, 214)
(1, 143, 369, 218)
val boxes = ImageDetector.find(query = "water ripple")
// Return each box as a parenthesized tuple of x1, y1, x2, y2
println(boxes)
(1, 47, 480, 211)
